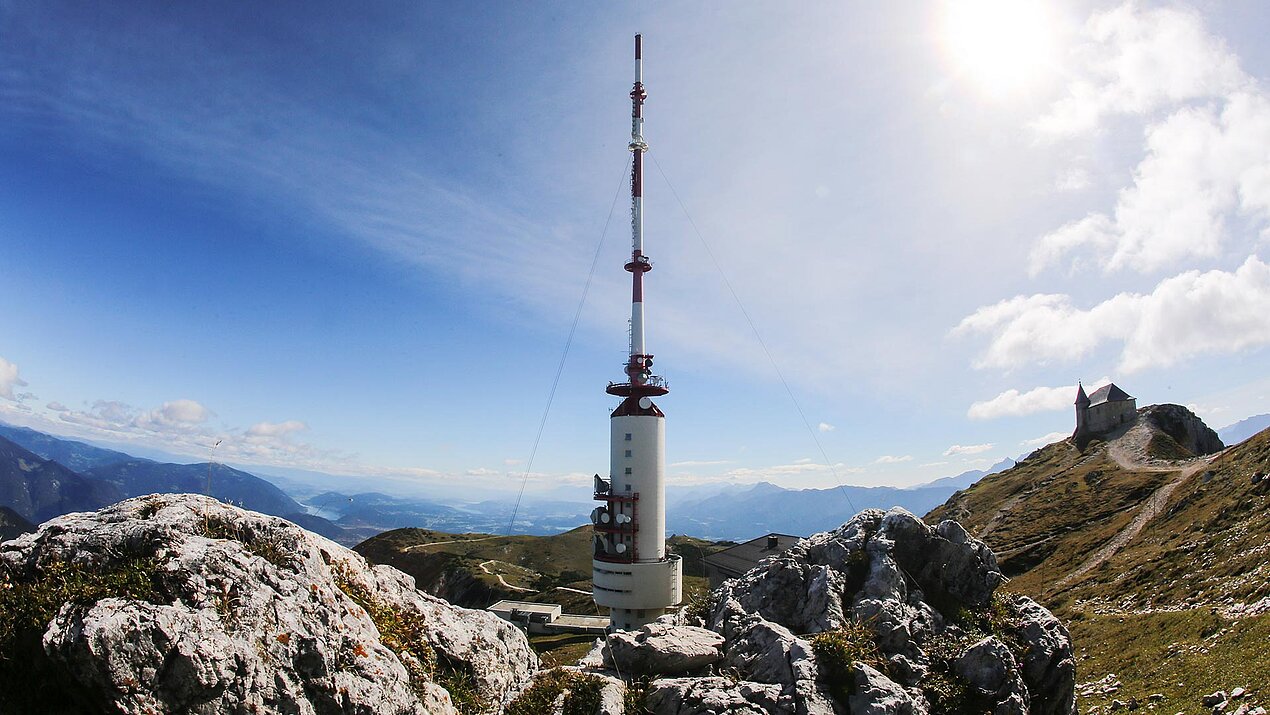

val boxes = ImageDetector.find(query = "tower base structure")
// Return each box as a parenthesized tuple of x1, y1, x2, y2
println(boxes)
(591, 400, 682, 631)
(593, 558, 682, 631)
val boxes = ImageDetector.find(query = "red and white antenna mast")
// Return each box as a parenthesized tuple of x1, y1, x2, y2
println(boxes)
(593, 34, 682, 632)
(610, 33, 666, 398)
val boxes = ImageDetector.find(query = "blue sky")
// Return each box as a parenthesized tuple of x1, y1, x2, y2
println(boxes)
(1, 1, 1268, 496)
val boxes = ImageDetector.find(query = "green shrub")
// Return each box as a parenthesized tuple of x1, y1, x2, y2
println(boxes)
(622, 675, 652, 714)
(0, 556, 163, 713)
(810, 620, 887, 704)
(506, 668, 604, 715)
(920, 594, 1026, 715)
(681, 589, 718, 625)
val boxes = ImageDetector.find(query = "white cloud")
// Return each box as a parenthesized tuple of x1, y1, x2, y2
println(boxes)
(968, 377, 1110, 420)
(669, 459, 733, 468)
(957, 256, 1270, 372)
(920, 461, 949, 468)
(1033, 92, 1270, 274)
(1034, 2, 1248, 137)
(0, 357, 28, 401)
(1055, 166, 1090, 192)
(246, 420, 308, 438)
(818, 422, 835, 432)
(873, 455, 913, 464)
(944, 443, 994, 456)
(1021, 431, 1070, 448)
(45, 401, 69, 412)
(723, 461, 859, 479)
(136, 399, 211, 429)
(465, 467, 500, 477)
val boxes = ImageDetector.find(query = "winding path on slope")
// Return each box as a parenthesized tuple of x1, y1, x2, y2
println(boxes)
(1058, 425, 1221, 586)
(403, 535, 500, 552)
(479, 560, 537, 593)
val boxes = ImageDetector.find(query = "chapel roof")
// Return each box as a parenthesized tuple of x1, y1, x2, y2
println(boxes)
(1087, 383, 1133, 406)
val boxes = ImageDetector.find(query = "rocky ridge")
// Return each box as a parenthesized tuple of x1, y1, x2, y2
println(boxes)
(0, 493, 537, 714)
(540, 507, 1076, 714)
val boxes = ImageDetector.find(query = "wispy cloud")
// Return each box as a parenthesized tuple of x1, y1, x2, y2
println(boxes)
(0, 357, 27, 401)
(1021, 431, 1069, 448)
(818, 422, 835, 432)
(1029, 3, 1267, 276)
(1034, 2, 1248, 137)
(956, 2, 1270, 379)
(669, 459, 733, 468)
(943, 443, 994, 457)
(955, 257, 1270, 372)
(969, 377, 1110, 420)
(873, 455, 913, 464)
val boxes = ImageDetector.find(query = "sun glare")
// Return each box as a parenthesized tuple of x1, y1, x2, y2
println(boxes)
(942, 0, 1056, 96)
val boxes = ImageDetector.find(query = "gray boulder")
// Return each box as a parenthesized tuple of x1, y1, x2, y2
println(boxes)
(0, 493, 537, 714)
(644, 676, 794, 714)
(849, 663, 923, 715)
(718, 611, 837, 715)
(1014, 596, 1077, 715)
(604, 622, 724, 675)
(954, 637, 1029, 715)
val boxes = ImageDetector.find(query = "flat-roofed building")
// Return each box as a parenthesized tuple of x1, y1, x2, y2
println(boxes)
(703, 533, 802, 588)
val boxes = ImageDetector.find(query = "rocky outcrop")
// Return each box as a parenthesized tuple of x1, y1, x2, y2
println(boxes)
(644, 677, 793, 714)
(603, 622, 724, 675)
(0, 494, 537, 714)
(583, 508, 1075, 715)
(1141, 404, 1224, 457)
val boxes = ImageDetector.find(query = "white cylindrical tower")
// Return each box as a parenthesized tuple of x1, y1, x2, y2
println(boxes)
(592, 34, 682, 632)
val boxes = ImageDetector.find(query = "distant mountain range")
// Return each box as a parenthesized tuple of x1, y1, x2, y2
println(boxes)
(665, 458, 1018, 541)
(0, 423, 136, 472)
(0, 419, 1027, 543)
(1217, 413, 1270, 445)
(0, 435, 122, 522)
(0, 423, 349, 543)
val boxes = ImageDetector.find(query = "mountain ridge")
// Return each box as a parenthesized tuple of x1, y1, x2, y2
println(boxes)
(925, 403, 1270, 711)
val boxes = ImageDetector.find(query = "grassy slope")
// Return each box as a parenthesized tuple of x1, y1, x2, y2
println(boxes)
(358, 527, 727, 667)
(357, 527, 722, 623)
(927, 429, 1270, 711)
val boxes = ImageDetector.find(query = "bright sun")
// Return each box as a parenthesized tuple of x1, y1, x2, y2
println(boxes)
(941, 0, 1056, 96)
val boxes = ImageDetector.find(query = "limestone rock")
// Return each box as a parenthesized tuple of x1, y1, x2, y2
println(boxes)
(848, 663, 924, 715)
(1142, 404, 1224, 456)
(592, 672, 627, 715)
(644, 676, 794, 714)
(697, 508, 1075, 715)
(718, 612, 837, 714)
(1014, 595, 1077, 715)
(604, 622, 724, 676)
(954, 637, 1029, 715)
(0, 493, 537, 714)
